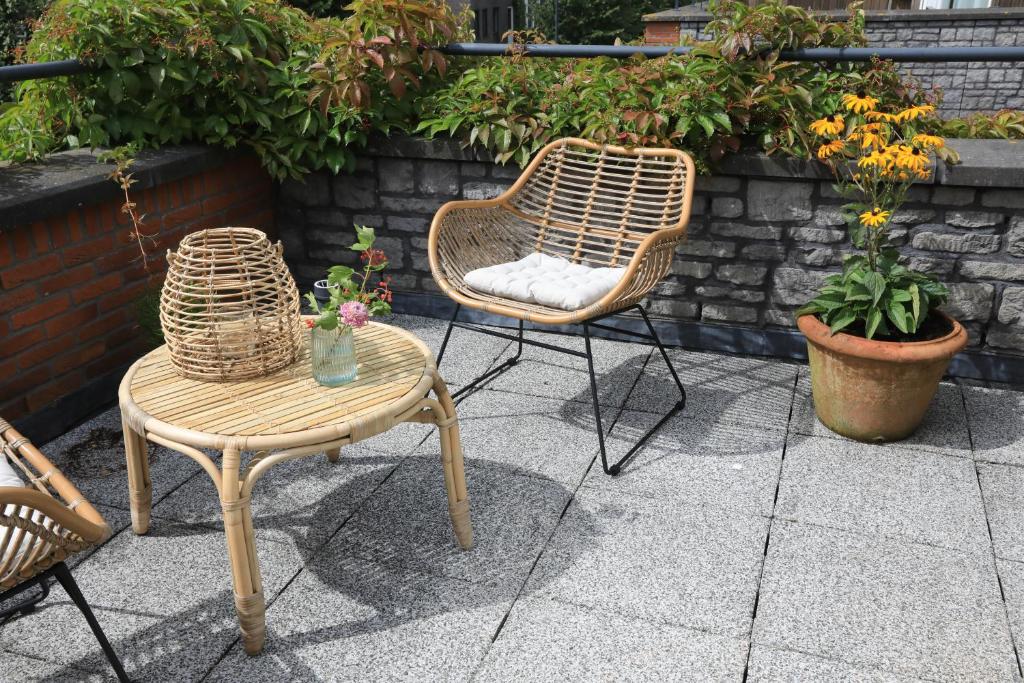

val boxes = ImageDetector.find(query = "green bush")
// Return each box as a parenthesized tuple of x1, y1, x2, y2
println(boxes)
(526, 0, 667, 45)
(0, 0, 463, 177)
(1, 0, 50, 100)
(417, 0, 927, 170)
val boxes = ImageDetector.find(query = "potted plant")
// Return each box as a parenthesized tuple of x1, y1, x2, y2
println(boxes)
(797, 92, 967, 441)
(305, 226, 394, 387)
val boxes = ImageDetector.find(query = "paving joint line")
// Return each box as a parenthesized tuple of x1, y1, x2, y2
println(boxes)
(741, 370, 798, 683)
(960, 382, 1024, 680)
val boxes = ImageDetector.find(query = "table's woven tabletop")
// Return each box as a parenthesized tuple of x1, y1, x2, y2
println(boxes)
(126, 322, 429, 437)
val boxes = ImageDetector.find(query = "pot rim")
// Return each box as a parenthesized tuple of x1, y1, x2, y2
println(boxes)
(797, 310, 968, 363)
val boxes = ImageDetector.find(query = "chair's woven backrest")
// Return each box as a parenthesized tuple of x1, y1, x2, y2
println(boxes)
(505, 138, 693, 268)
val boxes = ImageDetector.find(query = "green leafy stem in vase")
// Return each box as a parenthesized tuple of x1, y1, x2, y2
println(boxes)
(305, 225, 394, 334)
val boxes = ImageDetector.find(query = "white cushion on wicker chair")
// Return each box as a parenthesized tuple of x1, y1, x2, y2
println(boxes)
(463, 252, 627, 312)
(0, 452, 23, 488)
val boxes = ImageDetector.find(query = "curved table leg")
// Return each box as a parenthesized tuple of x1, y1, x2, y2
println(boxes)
(325, 447, 341, 463)
(121, 415, 152, 535)
(434, 379, 473, 550)
(220, 447, 266, 655)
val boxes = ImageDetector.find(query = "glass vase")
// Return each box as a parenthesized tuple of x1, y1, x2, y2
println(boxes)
(310, 325, 357, 387)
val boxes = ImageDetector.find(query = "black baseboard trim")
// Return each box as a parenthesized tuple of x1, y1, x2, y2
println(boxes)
(12, 368, 124, 446)
(393, 292, 1024, 385)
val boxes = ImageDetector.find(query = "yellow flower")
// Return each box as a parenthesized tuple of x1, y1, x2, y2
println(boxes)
(850, 123, 886, 149)
(842, 91, 879, 114)
(857, 150, 887, 169)
(860, 207, 891, 228)
(865, 111, 896, 123)
(896, 146, 929, 172)
(809, 114, 844, 136)
(816, 139, 846, 160)
(916, 169, 932, 181)
(912, 133, 944, 149)
(895, 104, 936, 122)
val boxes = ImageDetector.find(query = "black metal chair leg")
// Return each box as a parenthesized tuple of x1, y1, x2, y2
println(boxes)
(636, 305, 687, 407)
(436, 303, 461, 368)
(52, 562, 131, 683)
(450, 318, 525, 400)
(0, 574, 49, 619)
(583, 322, 618, 475)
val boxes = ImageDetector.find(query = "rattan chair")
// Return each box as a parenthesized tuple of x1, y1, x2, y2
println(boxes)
(429, 138, 695, 475)
(0, 418, 130, 682)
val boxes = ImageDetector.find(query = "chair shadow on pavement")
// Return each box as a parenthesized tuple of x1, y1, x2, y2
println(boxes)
(27, 457, 596, 682)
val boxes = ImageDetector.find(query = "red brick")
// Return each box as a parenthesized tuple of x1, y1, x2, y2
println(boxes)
(0, 286, 39, 315)
(11, 293, 70, 329)
(38, 262, 96, 296)
(97, 279, 146, 313)
(0, 253, 62, 289)
(72, 272, 122, 304)
(9, 227, 34, 260)
(201, 188, 252, 216)
(0, 396, 27, 422)
(17, 332, 72, 368)
(162, 202, 204, 228)
(0, 361, 49, 399)
(30, 221, 52, 252)
(45, 301, 99, 337)
(61, 234, 116, 268)
(77, 308, 128, 342)
(51, 340, 107, 375)
(0, 325, 44, 357)
(47, 216, 72, 249)
(85, 343, 142, 379)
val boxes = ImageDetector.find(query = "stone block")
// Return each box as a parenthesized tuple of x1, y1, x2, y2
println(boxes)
(946, 210, 1005, 229)
(987, 325, 1024, 351)
(796, 247, 839, 267)
(678, 239, 736, 258)
(932, 187, 976, 206)
(490, 163, 522, 179)
(415, 160, 459, 196)
(646, 298, 699, 319)
(911, 231, 1000, 254)
(695, 285, 730, 299)
(379, 195, 447, 214)
(694, 175, 741, 193)
(772, 268, 831, 306)
(672, 260, 712, 279)
(998, 287, 1024, 325)
(377, 159, 414, 193)
(460, 162, 488, 178)
(790, 227, 845, 243)
(908, 257, 954, 276)
(748, 180, 813, 222)
(943, 282, 995, 322)
(729, 289, 766, 303)
(890, 208, 936, 225)
(702, 303, 758, 324)
(711, 197, 743, 218)
(741, 244, 787, 261)
(716, 264, 768, 286)
(281, 173, 331, 207)
(463, 181, 510, 200)
(387, 215, 431, 234)
(333, 174, 377, 210)
(1008, 217, 1024, 258)
(710, 222, 783, 240)
(813, 206, 848, 227)
(959, 261, 1024, 281)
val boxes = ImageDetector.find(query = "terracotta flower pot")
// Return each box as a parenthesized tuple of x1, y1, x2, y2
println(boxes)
(796, 312, 968, 442)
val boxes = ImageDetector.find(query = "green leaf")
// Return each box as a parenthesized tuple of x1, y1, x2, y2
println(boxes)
(828, 310, 857, 335)
(351, 225, 375, 252)
(149, 65, 165, 89)
(909, 283, 921, 324)
(865, 307, 882, 340)
(108, 74, 124, 104)
(318, 312, 339, 331)
(862, 271, 886, 306)
(887, 300, 909, 334)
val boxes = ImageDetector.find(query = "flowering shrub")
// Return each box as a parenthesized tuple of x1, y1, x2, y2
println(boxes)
(797, 94, 956, 340)
(305, 226, 393, 330)
(416, 1, 930, 170)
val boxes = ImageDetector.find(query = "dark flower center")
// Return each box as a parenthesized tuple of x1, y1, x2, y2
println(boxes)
(912, 148, 921, 155)
(826, 115, 835, 122)
(857, 90, 866, 98)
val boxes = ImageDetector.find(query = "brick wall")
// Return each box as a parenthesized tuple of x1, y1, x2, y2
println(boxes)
(0, 148, 274, 439)
(643, 8, 1024, 116)
(277, 135, 1024, 383)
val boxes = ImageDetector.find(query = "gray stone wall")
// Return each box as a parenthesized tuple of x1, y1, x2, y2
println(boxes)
(276, 136, 1024, 378)
(674, 8, 1024, 117)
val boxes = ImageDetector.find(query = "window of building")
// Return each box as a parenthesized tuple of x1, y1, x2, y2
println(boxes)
(481, 8, 488, 40)
(493, 5, 500, 38)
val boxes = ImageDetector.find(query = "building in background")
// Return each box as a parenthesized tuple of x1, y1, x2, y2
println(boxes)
(448, 1, 518, 41)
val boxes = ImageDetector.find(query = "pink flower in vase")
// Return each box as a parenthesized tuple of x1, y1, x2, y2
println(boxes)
(339, 301, 370, 328)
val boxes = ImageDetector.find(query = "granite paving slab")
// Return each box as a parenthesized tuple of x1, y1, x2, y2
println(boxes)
(64, 504, 133, 570)
(0, 652, 113, 683)
(0, 519, 305, 681)
(416, 387, 601, 486)
(205, 550, 512, 682)
(389, 313, 510, 388)
(334, 457, 573, 590)
(965, 385, 1024, 466)
(978, 463, 1024, 562)
(995, 558, 1024, 677)
(777, 436, 990, 553)
(753, 520, 1018, 681)
(583, 411, 785, 518)
(473, 596, 749, 682)
(625, 348, 798, 430)
(152, 447, 404, 559)
(525, 486, 770, 638)
(481, 329, 653, 409)
(39, 405, 203, 511)
(792, 374, 972, 458)
(746, 645, 928, 683)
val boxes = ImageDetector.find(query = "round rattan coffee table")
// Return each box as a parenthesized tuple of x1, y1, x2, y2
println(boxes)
(117, 322, 472, 655)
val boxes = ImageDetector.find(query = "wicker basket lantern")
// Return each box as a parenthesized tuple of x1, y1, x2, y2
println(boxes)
(160, 227, 303, 381)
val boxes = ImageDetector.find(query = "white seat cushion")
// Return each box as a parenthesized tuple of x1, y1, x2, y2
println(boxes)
(463, 252, 627, 312)
(0, 451, 23, 488)
(0, 453, 52, 570)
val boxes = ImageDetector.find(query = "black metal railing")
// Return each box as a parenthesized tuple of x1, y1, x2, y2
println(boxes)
(3, 43, 1024, 84)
